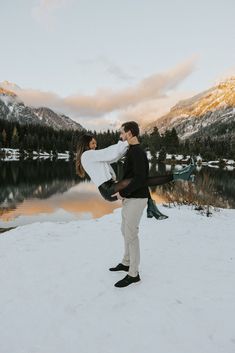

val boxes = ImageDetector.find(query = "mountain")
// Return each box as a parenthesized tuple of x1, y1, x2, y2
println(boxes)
(0, 82, 85, 132)
(32, 107, 84, 132)
(0, 80, 21, 92)
(144, 77, 235, 140)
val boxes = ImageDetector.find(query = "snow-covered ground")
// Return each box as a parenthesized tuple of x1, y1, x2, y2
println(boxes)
(0, 205, 235, 353)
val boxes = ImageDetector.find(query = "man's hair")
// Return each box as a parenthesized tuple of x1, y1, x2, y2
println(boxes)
(121, 121, 139, 137)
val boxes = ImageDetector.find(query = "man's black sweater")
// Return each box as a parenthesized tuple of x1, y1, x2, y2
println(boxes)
(119, 143, 150, 199)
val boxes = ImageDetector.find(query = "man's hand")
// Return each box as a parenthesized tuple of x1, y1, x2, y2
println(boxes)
(111, 192, 125, 200)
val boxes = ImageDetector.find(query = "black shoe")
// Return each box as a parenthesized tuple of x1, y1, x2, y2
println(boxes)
(109, 263, 129, 272)
(114, 274, 141, 288)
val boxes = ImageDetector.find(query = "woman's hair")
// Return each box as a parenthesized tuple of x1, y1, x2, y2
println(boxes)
(75, 133, 95, 178)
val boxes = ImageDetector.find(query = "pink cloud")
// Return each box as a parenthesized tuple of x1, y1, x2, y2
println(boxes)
(6, 56, 198, 130)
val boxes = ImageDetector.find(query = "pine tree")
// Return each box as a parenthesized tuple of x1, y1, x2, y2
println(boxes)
(2, 129, 7, 147)
(12, 126, 19, 148)
(170, 128, 179, 153)
(158, 147, 166, 162)
(150, 126, 161, 152)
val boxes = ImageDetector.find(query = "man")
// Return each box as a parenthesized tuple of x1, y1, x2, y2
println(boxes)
(110, 121, 150, 288)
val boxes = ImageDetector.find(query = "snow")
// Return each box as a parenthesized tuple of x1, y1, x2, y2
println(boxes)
(225, 166, 235, 171)
(175, 154, 184, 160)
(0, 94, 14, 105)
(208, 165, 220, 169)
(208, 160, 220, 164)
(146, 150, 152, 159)
(165, 163, 173, 171)
(196, 155, 202, 161)
(57, 152, 70, 159)
(0, 148, 20, 153)
(0, 149, 70, 161)
(0, 205, 234, 353)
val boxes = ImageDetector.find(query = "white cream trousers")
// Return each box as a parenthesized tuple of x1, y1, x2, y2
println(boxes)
(121, 197, 148, 277)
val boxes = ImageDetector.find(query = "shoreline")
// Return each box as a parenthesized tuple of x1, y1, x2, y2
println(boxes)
(0, 226, 16, 234)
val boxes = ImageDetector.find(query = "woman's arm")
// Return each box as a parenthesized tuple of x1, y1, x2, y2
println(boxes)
(83, 140, 129, 163)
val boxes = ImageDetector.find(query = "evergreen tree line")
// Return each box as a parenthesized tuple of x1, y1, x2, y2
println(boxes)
(0, 119, 234, 160)
(142, 126, 235, 161)
(0, 119, 121, 155)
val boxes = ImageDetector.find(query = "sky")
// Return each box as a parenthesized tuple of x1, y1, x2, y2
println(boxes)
(0, 0, 235, 131)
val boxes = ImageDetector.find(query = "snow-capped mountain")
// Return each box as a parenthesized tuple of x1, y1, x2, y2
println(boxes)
(0, 82, 84, 132)
(144, 77, 235, 140)
(32, 107, 85, 132)
(0, 80, 21, 92)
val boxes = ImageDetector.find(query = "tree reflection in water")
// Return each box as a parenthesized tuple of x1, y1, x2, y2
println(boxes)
(149, 162, 235, 209)
(0, 160, 80, 213)
(0, 160, 235, 228)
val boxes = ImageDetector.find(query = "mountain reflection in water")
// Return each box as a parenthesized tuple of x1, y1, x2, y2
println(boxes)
(0, 159, 234, 228)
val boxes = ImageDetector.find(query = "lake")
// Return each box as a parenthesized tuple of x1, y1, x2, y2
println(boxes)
(0, 159, 235, 231)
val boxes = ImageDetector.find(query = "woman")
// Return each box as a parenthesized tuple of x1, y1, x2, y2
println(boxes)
(75, 134, 196, 219)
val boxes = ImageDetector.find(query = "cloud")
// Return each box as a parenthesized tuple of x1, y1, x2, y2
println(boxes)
(10, 56, 198, 130)
(78, 56, 135, 82)
(32, 0, 69, 28)
(101, 58, 135, 81)
(106, 63, 135, 81)
(65, 56, 197, 116)
(81, 117, 119, 132)
(116, 91, 196, 128)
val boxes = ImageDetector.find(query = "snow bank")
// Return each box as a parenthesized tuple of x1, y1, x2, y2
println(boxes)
(0, 205, 234, 353)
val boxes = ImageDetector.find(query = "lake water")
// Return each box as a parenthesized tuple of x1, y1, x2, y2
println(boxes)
(0, 159, 235, 231)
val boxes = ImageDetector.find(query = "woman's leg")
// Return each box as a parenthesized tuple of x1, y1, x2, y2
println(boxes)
(111, 158, 196, 193)
(147, 197, 168, 220)
(99, 160, 195, 201)
(146, 174, 174, 186)
(111, 174, 173, 193)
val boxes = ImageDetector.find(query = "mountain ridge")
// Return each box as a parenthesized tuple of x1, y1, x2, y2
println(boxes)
(144, 76, 235, 140)
(0, 82, 85, 132)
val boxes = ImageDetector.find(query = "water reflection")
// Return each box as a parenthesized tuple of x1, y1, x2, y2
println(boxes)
(0, 159, 234, 229)
(149, 163, 235, 209)
(0, 160, 122, 228)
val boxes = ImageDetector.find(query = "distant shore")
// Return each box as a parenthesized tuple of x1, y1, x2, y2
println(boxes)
(1, 147, 235, 166)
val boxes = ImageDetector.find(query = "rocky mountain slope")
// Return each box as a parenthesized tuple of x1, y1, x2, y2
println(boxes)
(0, 81, 84, 132)
(145, 77, 235, 140)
